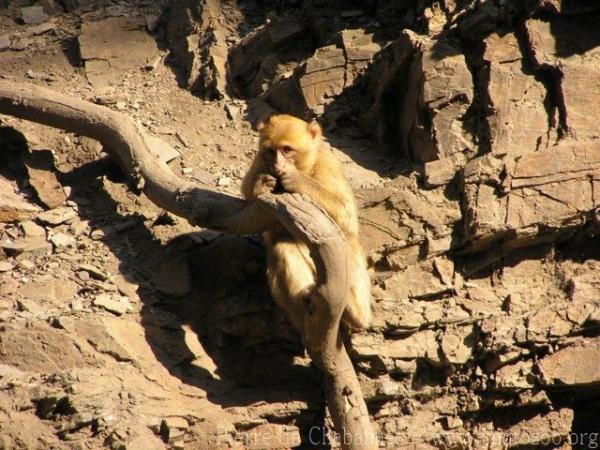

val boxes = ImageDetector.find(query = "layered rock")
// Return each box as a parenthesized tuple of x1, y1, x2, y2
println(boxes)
(462, 142, 600, 251)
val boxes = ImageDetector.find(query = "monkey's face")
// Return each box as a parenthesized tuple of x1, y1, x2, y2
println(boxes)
(258, 114, 321, 175)
(261, 143, 297, 176)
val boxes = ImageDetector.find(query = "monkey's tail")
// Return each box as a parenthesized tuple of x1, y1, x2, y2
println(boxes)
(342, 240, 372, 330)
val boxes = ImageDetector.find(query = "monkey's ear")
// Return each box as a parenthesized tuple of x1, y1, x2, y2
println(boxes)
(256, 113, 274, 132)
(307, 119, 322, 139)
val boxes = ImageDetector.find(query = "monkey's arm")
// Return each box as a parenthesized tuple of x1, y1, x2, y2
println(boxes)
(241, 158, 276, 200)
(291, 173, 345, 209)
(275, 147, 358, 234)
(281, 170, 358, 235)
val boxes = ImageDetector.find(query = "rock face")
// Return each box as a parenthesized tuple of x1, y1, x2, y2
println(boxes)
(354, 8, 600, 256)
(1, 0, 600, 449)
(480, 32, 556, 155)
(257, 31, 381, 118)
(228, 12, 305, 98)
(362, 30, 475, 162)
(463, 142, 600, 250)
(525, 15, 600, 140)
(166, 0, 227, 99)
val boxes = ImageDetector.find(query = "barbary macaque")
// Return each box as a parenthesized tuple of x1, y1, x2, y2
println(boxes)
(241, 114, 371, 330)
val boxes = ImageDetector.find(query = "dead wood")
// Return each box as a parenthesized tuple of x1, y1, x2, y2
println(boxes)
(0, 80, 377, 449)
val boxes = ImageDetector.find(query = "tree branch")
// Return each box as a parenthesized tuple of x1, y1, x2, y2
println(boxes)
(0, 80, 377, 449)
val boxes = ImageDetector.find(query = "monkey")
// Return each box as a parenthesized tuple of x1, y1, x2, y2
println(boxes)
(241, 114, 371, 331)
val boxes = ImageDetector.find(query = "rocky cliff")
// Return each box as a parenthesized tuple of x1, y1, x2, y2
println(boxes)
(0, 0, 599, 449)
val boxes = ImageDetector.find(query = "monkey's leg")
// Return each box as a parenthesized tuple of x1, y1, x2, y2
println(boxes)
(341, 238, 372, 330)
(265, 238, 317, 331)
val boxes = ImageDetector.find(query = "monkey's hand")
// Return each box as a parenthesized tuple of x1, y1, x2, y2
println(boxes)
(253, 173, 277, 197)
(274, 158, 301, 193)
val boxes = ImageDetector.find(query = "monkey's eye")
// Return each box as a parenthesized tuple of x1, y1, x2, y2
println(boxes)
(281, 145, 293, 154)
